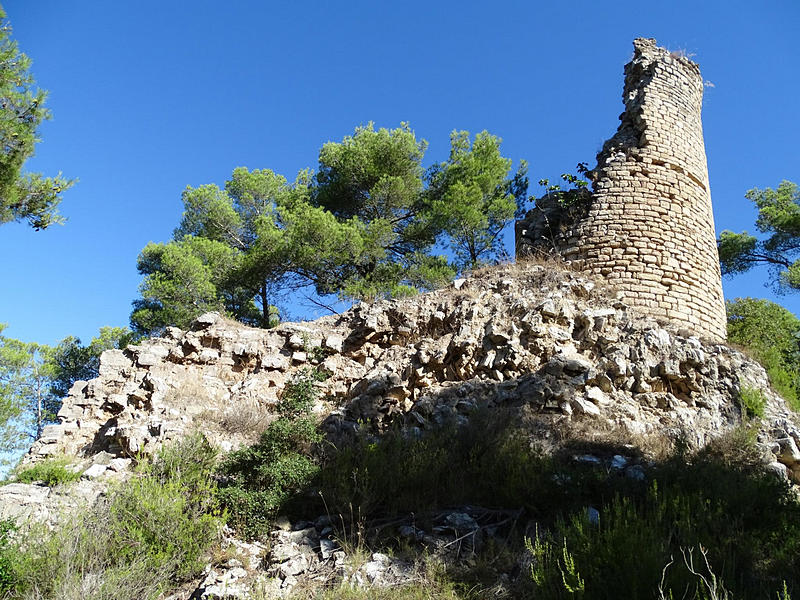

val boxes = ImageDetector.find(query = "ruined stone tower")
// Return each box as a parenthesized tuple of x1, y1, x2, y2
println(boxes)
(516, 38, 726, 340)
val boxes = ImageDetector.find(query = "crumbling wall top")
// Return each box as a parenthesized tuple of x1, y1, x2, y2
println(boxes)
(516, 38, 727, 341)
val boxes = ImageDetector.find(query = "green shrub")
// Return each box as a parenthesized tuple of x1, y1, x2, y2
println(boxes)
(14, 458, 80, 486)
(516, 428, 800, 599)
(217, 422, 321, 538)
(217, 369, 325, 539)
(738, 386, 767, 418)
(277, 367, 328, 418)
(727, 298, 800, 410)
(315, 410, 622, 520)
(315, 416, 800, 599)
(523, 479, 799, 599)
(526, 531, 586, 598)
(1, 434, 222, 599)
(0, 520, 18, 592)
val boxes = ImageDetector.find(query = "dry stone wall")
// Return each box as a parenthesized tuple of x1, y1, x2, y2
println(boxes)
(8, 261, 800, 598)
(19, 262, 796, 480)
(517, 38, 726, 341)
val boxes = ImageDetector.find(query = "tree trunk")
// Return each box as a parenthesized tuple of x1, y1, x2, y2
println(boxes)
(260, 282, 269, 328)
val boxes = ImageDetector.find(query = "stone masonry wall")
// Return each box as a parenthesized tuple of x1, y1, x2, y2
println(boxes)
(517, 38, 727, 341)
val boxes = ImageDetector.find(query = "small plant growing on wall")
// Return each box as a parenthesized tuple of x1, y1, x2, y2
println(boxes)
(738, 386, 767, 419)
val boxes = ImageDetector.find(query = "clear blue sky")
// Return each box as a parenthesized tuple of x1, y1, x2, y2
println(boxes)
(0, 0, 798, 346)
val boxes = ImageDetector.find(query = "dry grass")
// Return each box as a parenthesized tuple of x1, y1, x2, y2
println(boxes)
(543, 412, 677, 462)
(217, 404, 274, 440)
(164, 379, 215, 406)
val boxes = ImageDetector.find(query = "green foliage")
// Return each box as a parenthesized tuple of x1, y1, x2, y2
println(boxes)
(526, 533, 585, 598)
(0, 9, 74, 230)
(131, 123, 526, 334)
(315, 415, 800, 599)
(727, 297, 800, 363)
(516, 429, 800, 599)
(779, 581, 794, 600)
(0, 324, 58, 455)
(726, 297, 800, 409)
(0, 324, 131, 460)
(105, 472, 218, 581)
(534, 167, 590, 207)
(315, 122, 426, 222)
(718, 181, 800, 291)
(310, 122, 453, 296)
(738, 386, 767, 418)
(13, 457, 79, 486)
(131, 173, 293, 335)
(217, 370, 324, 539)
(131, 235, 244, 335)
(317, 411, 558, 518)
(428, 131, 522, 269)
(276, 367, 327, 418)
(0, 519, 17, 592)
(0, 434, 221, 599)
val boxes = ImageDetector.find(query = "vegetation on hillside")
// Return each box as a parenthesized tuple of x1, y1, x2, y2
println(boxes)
(726, 297, 800, 410)
(12, 457, 79, 486)
(3, 288, 800, 597)
(0, 434, 221, 599)
(3, 409, 798, 599)
(216, 367, 326, 539)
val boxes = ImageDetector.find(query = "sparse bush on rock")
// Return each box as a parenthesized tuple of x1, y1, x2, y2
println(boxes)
(0, 434, 222, 599)
(12, 458, 79, 487)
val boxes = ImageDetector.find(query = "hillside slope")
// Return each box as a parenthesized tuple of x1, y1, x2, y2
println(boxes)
(4, 260, 800, 598)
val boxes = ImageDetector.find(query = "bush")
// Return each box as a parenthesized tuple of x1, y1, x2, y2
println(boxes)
(519, 428, 800, 599)
(738, 386, 767, 418)
(315, 416, 800, 599)
(0, 520, 18, 592)
(217, 420, 321, 539)
(315, 410, 630, 521)
(0, 434, 222, 599)
(727, 298, 800, 410)
(13, 458, 80, 486)
(217, 369, 325, 539)
(277, 367, 328, 417)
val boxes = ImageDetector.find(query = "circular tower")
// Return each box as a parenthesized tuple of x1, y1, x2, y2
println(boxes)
(517, 38, 727, 340)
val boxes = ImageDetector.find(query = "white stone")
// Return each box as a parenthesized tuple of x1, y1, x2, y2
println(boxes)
(325, 334, 344, 352)
(586, 386, 611, 405)
(82, 464, 108, 479)
(610, 455, 627, 470)
(572, 398, 601, 416)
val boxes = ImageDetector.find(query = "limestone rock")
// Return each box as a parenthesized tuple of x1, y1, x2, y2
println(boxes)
(7, 260, 800, 596)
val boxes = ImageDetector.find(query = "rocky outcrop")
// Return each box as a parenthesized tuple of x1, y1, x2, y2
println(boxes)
(16, 260, 799, 482)
(13, 266, 782, 458)
(7, 260, 800, 598)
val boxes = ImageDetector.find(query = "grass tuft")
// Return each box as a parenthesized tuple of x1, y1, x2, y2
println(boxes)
(13, 458, 80, 487)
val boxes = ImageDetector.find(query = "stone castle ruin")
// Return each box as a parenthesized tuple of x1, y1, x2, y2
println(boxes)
(516, 38, 726, 341)
(11, 40, 800, 598)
